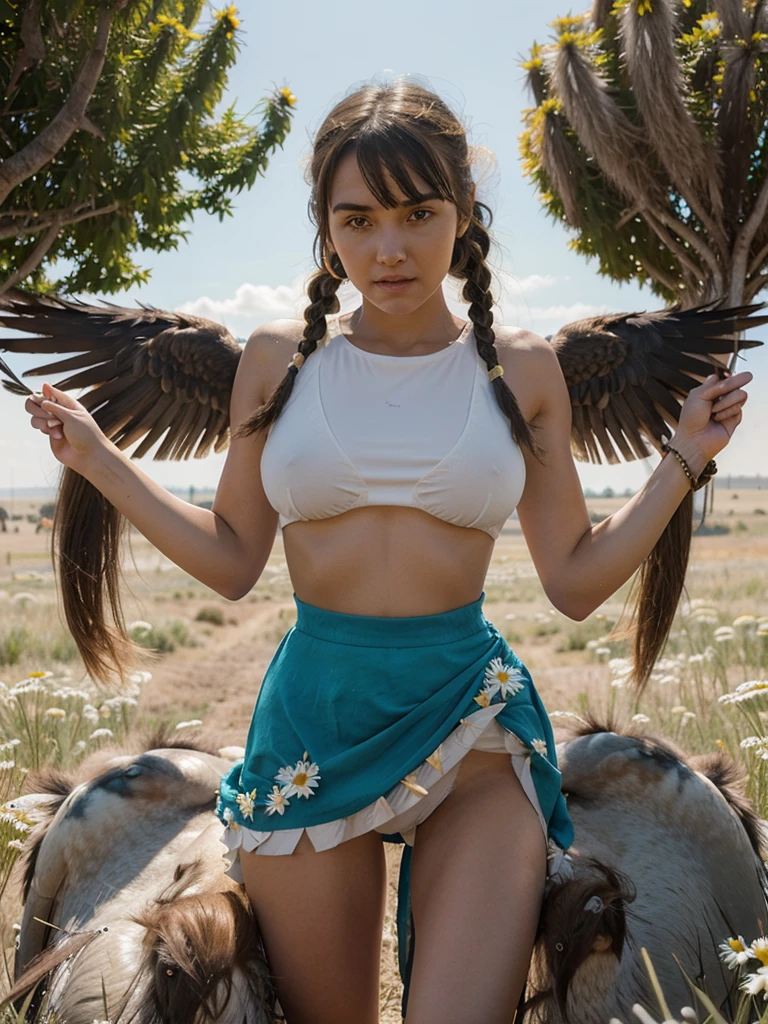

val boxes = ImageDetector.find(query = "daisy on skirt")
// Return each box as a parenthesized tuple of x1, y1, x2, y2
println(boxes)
(531, 738, 548, 756)
(235, 788, 258, 820)
(221, 806, 241, 830)
(473, 685, 495, 708)
(483, 657, 525, 699)
(264, 784, 291, 816)
(275, 756, 321, 799)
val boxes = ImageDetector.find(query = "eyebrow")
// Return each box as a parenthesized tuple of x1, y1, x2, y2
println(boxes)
(331, 191, 443, 213)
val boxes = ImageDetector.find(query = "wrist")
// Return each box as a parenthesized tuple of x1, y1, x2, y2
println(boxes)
(80, 439, 126, 488)
(666, 434, 709, 481)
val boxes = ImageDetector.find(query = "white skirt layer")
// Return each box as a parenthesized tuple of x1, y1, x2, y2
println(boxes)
(217, 701, 574, 884)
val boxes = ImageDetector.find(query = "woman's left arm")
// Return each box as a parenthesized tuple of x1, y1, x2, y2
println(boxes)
(510, 332, 753, 621)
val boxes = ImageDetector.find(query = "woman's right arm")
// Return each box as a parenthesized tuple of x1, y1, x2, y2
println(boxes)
(27, 322, 289, 601)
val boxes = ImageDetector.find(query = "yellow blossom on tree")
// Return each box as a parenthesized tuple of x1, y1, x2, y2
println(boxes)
(280, 87, 297, 107)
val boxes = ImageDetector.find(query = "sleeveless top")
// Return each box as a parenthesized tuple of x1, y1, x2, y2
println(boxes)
(259, 314, 527, 539)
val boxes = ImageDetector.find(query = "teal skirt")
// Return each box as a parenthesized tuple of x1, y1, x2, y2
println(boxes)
(215, 591, 574, 1010)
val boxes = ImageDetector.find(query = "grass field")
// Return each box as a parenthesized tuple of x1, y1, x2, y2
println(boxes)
(1, 488, 767, 1021)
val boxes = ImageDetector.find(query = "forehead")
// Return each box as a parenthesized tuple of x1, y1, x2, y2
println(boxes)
(329, 149, 439, 209)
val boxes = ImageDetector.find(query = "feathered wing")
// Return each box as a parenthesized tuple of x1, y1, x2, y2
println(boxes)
(549, 300, 768, 465)
(0, 287, 243, 460)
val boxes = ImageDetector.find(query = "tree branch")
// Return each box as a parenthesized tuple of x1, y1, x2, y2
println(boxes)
(637, 256, 682, 296)
(0, 221, 62, 297)
(745, 273, 768, 303)
(748, 239, 768, 278)
(641, 208, 707, 285)
(0, 5, 114, 206)
(651, 206, 724, 295)
(731, 171, 768, 305)
(2, 0, 46, 112)
(0, 200, 120, 240)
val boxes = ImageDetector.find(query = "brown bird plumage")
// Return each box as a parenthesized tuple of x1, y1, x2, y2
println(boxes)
(0, 288, 241, 460)
(550, 300, 767, 465)
(0, 288, 765, 470)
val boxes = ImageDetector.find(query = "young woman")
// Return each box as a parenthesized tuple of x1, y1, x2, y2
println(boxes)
(25, 80, 751, 1024)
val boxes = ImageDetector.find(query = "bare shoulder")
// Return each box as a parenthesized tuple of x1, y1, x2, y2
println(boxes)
(491, 324, 563, 421)
(492, 323, 552, 356)
(238, 318, 307, 405)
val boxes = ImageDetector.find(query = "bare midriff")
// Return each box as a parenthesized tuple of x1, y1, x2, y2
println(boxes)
(281, 504, 495, 617)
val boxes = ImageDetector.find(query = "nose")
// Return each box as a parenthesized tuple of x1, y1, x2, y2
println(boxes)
(375, 226, 407, 265)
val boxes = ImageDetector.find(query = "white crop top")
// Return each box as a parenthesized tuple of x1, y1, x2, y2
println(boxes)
(259, 315, 527, 539)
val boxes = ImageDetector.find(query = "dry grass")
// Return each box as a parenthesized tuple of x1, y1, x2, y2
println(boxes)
(1, 489, 767, 1021)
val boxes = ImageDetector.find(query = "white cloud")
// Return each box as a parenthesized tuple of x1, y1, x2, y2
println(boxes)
(175, 276, 310, 326)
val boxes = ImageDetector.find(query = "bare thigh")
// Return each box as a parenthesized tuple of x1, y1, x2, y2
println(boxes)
(239, 829, 387, 1024)
(405, 749, 548, 1024)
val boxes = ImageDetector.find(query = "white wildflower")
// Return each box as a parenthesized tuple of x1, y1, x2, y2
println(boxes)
(718, 935, 753, 969)
(174, 719, 203, 730)
(127, 620, 152, 634)
(89, 728, 114, 740)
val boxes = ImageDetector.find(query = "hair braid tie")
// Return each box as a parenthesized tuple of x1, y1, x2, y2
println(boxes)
(487, 364, 504, 381)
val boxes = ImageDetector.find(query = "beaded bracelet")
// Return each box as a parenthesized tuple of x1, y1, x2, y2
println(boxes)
(660, 439, 717, 492)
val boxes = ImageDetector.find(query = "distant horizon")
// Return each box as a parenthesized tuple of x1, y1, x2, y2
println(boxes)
(3, 473, 767, 503)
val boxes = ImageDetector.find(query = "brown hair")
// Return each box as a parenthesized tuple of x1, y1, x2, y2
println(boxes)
(53, 468, 149, 690)
(235, 79, 544, 464)
(609, 489, 694, 698)
(55, 79, 685, 693)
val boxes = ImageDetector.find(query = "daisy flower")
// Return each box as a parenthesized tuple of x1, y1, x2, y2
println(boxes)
(235, 787, 258, 820)
(264, 785, 291, 816)
(483, 657, 525, 699)
(530, 738, 548, 756)
(718, 935, 753, 969)
(740, 965, 768, 999)
(751, 936, 768, 967)
(275, 757, 321, 799)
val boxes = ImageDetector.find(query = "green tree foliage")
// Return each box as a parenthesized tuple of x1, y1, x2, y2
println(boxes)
(0, 0, 296, 295)
(519, 1, 768, 307)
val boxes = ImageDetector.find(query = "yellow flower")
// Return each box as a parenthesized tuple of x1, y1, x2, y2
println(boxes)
(280, 86, 297, 107)
(27, 671, 48, 678)
(716, 739, 724, 747)
(752, 937, 768, 967)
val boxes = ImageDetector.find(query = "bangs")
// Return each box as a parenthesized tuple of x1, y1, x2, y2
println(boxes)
(349, 123, 457, 209)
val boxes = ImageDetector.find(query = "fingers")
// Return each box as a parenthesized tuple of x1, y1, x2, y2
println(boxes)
(697, 369, 752, 396)
(40, 381, 79, 408)
(25, 389, 63, 439)
(712, 388, 749, 420)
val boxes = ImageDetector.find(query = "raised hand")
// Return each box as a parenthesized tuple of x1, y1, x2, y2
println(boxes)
(25, 381, 112, 475)
(674, 369, 753, 462)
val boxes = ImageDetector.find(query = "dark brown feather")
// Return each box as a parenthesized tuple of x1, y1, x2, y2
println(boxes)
(551, 300, 767, 464)
(0, 288, 243, 461)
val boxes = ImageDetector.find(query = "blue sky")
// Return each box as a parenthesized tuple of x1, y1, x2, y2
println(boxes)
(1, 0, 766, 494)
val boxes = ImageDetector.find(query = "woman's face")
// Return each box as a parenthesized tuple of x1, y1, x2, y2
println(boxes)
(326, 149, 469, 312)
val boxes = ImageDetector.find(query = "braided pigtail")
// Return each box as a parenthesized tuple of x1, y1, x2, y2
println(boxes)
(236, 263, 343, 438)
(453, 206, 545, 463)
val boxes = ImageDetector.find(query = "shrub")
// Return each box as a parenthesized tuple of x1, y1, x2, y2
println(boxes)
(195, 605, 224, 626)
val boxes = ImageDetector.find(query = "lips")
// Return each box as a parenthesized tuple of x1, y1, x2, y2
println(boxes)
(377, 277, 414, 283)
